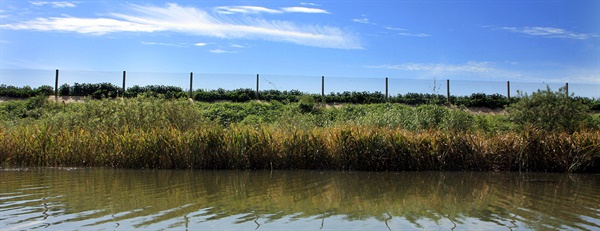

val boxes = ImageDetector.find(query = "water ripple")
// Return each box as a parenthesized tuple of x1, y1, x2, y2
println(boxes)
(1, 169, 598, 230)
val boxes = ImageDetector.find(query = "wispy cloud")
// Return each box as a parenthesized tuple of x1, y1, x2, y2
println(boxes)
(352, 18, 371, 24)
(30, 1, 77, 8)
(381, 25, 430, 37)
(300, 3, 319, 6)
(282, 7, 329, 14)
(368, 62, 495, 73)
(229, 43, 248, 48)
(0, 3, 361, 49)
(214, 6, 281, 15)
(397, 32, 431, 37)
(194, 42, 208, 47)
(499, 26, 598, 40)
(352, 15, 376, 25)
(209, 49, 236, 54)
(370, 61, 590, 84)
(383, 26, 406, 31)
(141, 41, 187, 47)
(365, 61, 599, 83)
(214, 5, 329, 15)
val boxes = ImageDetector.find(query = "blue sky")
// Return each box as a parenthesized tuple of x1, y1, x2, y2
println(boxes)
(1, 1, 599, 97)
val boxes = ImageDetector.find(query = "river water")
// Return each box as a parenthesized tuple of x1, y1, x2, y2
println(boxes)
(1, 168, 599, 230)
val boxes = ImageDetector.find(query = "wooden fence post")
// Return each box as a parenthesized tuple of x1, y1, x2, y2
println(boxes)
(385, 77, 389, 102)
(122, 71, 126, 97)
(446, 79, 450, 104)
(321, 76, 325, 100)
(189, 72, 193, 99)
(507, 81, 511, 102)
(256, 74, 259, 100)
(55, 69, 59, 103)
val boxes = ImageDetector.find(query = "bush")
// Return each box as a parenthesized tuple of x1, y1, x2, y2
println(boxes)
(36, 85, 55, 96)
(0, 85, 58, 98)
(506, 86, 590, 133)
(0, 84, 35, 98)
(455, 93, 508, 109)
(298, 95, 316, 113)
(59, 83, 71, 96)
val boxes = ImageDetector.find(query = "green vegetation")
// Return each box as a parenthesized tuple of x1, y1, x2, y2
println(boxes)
(507, 87, 594, 133)
(0, 84, 54, 98)
(1, 87, 598, 172)
(4, 82, 600, 109)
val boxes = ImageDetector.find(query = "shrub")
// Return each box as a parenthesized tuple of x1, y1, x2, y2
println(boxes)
(298, 95, 316, 113)
(506, 86, 590, 133)
(36, 85, 55, 96)
(59, 83, 71, 96)
(455, 93, 508, 109)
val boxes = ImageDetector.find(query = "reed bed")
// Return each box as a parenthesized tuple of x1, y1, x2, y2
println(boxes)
(1, 123, 598, 172)
(1, 97, 598, 172)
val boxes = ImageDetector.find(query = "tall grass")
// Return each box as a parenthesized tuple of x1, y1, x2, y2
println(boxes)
(1, 97, 598, 172)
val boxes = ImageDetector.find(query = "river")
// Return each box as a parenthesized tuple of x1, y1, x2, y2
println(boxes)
(1, 168, 599, 230)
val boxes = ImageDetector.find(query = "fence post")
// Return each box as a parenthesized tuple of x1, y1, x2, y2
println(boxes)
(256, 74, 259, 100)
(122, 71, 126, 98)
(321, 76, 325, 100)
(507, 81, 511, 102)
(446, 79, 450, 104)
(55, 69, 59, 103)
(385, 77, 389, 102)
(189, 72, 193, 99)
(565, 82, 569, 98)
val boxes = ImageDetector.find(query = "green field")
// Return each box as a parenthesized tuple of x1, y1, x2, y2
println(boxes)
(1, 87, 599, 172)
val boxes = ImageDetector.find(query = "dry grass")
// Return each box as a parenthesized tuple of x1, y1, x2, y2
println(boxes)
(1, 97, 598, 172)
(1, 123, 598, 172)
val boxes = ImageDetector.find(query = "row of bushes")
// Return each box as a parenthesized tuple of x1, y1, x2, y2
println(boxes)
(0, 84, 54, 98)
(2, 83, 600, 109)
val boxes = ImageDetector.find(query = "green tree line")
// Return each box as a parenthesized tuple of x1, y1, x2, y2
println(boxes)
(2, 83, 599, 110)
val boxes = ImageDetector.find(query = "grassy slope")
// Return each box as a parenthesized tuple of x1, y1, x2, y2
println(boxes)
(1, 96, 599, 172)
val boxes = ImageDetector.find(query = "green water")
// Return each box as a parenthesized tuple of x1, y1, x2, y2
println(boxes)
(1, 168, 599, 230)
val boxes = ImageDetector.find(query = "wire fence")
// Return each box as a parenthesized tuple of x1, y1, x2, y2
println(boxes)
(1, 69, 599, 99)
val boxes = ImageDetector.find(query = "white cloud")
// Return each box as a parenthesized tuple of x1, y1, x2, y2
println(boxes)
(352, 18, 370, 24)
(1, 3, 361, 49)
(384, 26, 429, 37)
(209, 49, 236, 54)
(214, 6, 281, 15)
(384, 26, 406, 31)
(141, 41, 187, 47)
(215, 5, 330, 14)
(398, 32, 431, 37)
(300, 3, 319, 6)
(364, 61, 600, 83)
(194, 42, 208, 47)
(499, 26, 598, 40)
(229, 43, 245, 48)
(30, 1, 77, 8)
(368, 62, 495, 73)
(1, 17, 158, 35)
(282, 7, 329, 14)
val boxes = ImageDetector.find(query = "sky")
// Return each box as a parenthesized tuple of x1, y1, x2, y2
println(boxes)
(1, 0, 599, 97)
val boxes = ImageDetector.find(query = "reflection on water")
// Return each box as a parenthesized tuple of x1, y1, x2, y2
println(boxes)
(1, 168, 599, 230)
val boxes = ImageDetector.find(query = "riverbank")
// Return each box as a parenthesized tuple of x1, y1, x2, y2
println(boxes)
(1, 96, 599, 172)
